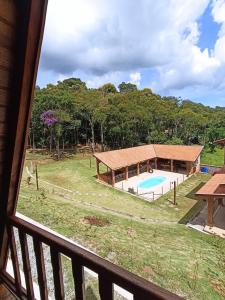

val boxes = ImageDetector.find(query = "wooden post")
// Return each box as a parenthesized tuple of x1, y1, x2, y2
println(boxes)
(186, 162, 189, 175)
(112, 170, 115, 187)
(154, 158, 158, 169)
(218, 198, 223, 206)
(0, 0, 49, 274)
(207, 198, 214, 226)
(147, 160, 150, 172)
(125, 166, 128, 180)
(35, 165, 39, 191)
(173, 181, 176, 205)
(224, 145, 225, 165)
(171, 160, 174, 172)
(137, 163, 140, 176)
(89, 157, 92, 168)
(96, 160, 100, 180)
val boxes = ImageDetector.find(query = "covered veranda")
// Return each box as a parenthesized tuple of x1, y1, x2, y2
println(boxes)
(96, 158, 156, 186)
(94, 144, 203, 187)
(196, 174, 225, 226)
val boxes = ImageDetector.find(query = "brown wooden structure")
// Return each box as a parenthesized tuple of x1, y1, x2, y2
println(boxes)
(196, 174, 225, 226)
(0, 1, 182, 299)
(94, 144, 203, 186)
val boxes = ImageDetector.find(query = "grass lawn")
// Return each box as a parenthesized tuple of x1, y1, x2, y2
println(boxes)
(17, 153, 225, 300)
(201, 147, 224, 166)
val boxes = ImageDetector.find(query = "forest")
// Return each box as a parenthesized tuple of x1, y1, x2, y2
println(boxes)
(30, 78, 225, 155)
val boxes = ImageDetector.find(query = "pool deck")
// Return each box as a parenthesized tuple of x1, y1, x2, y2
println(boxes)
(115, 170, 187, 201)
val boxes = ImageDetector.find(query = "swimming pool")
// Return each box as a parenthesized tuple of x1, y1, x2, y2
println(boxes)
(138, 176, 166, 189)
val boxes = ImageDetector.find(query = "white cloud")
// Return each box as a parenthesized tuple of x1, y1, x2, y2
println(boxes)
(38, 0, 225, 105)
(129, 72, 141, 86)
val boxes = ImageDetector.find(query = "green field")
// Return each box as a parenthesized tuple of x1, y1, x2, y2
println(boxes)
(17, 153, 225, 300)
(201, 147, 224, 166)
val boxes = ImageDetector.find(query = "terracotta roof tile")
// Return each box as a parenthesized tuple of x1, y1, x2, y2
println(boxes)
(153, 144, 203, 162)
(196, 174, 225, 196)
(94, 144, 203, 170)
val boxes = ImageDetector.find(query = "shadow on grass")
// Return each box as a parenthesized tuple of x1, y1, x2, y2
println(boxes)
(178, 182, 207, 225)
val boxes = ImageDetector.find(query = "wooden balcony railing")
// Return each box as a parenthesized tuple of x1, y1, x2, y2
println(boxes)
(1, 215, 181, 300)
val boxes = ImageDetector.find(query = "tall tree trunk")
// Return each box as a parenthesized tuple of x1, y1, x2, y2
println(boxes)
(90, 120, 95, 153)
(50, 127, 53, 153)
(57, 137, 60, 160)
(100, 123, 104, 151)
(76, 127, 79, 144)
(32, 132, 35, 153)
(85, 121, 88, 145)
(74, 129, 76, 145)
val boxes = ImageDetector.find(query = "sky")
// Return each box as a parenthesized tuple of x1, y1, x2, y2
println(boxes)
(37, 0, 225, 107)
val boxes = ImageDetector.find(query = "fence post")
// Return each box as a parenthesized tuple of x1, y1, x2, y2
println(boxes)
(35, 165, 39, 191)
(173, 181, 177, 205)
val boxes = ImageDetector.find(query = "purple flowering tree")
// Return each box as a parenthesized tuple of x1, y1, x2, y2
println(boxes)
(40, 110, 58, 153)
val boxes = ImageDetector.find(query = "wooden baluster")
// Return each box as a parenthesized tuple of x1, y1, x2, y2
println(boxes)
(99, 275, 113, 300)
(7, 226, 22, 297)
(50, 248, 65, 300)
(33, 238, 48, 300)
(19, 231, 34, 300)
(72, 259, 85, 300)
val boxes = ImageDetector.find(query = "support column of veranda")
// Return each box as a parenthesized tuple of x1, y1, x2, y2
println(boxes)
(224, 145, 225, 165)
(112, 170, 115, 186)
(154, 158, 158, 169)
(137, 163, 140, 176)
(147, 160, 150, 172)
(171, 159, 174, 172)
(96, 159, 100, 180)
(207, 198, 214, 226)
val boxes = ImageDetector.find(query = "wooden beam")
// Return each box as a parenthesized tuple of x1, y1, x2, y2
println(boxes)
(0, 0, 48, 273)
(96, 159, 100, 180)
(207, 198, 214, 226)
(137, 163, 140, 176)
(224, 145, 225, 166)
(186, 162, 189, 175)
(171, 160, 174, 172)
(173, 181, 176, 205)
(154, 158, 157, 169)
(112, 170, 115, 187)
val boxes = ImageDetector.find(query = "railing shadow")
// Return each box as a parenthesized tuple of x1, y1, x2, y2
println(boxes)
(178, 182, 207, 225)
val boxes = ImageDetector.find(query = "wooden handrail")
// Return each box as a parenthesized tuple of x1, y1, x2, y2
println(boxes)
(3, 215, 182, 300)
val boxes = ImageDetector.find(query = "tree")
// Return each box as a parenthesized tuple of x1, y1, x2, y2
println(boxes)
(58, 78, 87, 91)
(100, 83, 117, 94)
(118, 82, 137, 93)
(40, 110, 58, 152)
(30, 78, 225, 153)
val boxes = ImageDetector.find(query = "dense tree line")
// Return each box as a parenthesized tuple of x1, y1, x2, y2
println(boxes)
(30, 78, 225, 156)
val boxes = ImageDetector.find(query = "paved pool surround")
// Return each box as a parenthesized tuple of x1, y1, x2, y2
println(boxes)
(115, 169, 187, 201)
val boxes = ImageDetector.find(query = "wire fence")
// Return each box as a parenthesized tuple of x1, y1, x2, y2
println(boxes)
(119, 173, 187, 201)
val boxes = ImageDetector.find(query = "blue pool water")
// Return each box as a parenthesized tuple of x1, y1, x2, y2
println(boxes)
(138, 176, 166, 189)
